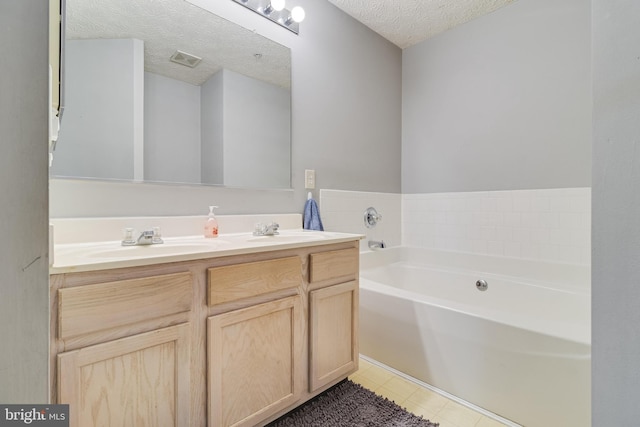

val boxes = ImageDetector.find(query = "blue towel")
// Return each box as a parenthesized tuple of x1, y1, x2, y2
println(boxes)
(303, 198, 324, 231)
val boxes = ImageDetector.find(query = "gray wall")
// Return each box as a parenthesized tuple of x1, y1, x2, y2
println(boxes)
(146, 68, 291, 187)
(592, 0, 640, 424)
(50, 0, 402, 217)
(223, 69, 291, 188)
(401, 0, 591, 193)
(0, 0, 49, 402)
(144, 72, 201, 184)
(201, 70, 225, 185)
(52, 39, 144, 180)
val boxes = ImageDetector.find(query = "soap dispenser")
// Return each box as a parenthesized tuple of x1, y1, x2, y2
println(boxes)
(204, 206, 219, 238)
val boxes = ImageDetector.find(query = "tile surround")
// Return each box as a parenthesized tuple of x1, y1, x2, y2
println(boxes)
(321, 188, 590, 265)
(403, 188, 590, 265)
(319, 189, 402, 251)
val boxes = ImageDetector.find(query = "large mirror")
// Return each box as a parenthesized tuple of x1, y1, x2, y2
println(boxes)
(51, 0, 292, 189)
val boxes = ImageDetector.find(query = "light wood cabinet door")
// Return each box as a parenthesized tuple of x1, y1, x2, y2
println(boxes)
(309, 281, 359, 391)
(57, 323, 190, 427)
(208, 295, 303, 427)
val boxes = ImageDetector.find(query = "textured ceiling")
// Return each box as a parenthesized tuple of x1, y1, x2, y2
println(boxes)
(66, 0, 291, 88)
(67, 0, 517, 88)
(327, 0, 517, 48)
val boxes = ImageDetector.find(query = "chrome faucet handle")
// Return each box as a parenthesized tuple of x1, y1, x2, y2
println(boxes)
(364, 207, 382, 228)
(121, 228, 136, 246)
(151, 226, 163, 244)
(266, 222, 280, 235)
(253, 222, 266, 236)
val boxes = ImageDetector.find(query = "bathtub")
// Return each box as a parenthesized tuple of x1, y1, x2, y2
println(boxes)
(359, 247, 590, 427)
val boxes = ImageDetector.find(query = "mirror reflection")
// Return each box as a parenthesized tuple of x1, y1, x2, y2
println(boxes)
(52, 0, 292, 189)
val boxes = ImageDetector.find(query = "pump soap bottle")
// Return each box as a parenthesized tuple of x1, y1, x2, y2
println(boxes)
(204, 206, 219, 238)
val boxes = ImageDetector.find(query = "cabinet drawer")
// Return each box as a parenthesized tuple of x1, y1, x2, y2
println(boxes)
(208, 256, 302, 306)
(309, 248, 358, 283)
(58, 272, 193, 340)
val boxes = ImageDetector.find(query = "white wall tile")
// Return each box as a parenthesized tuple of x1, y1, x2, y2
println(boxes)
(471, 239, 488, 254)
(512, 227, 531, 243)
(487, 240, 504, 256)
(320, 189, 402, 250)
(321, 188, 590, 265)
(402, 188, 591, 265)
(503, 241, 522, 258)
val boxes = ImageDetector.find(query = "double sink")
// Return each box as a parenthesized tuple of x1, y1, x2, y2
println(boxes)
(52, 229, 350, 273)
(90, 231, 330, 258)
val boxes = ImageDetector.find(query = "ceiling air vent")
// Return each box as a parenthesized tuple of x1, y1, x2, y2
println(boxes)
(169, 50, 202, 68)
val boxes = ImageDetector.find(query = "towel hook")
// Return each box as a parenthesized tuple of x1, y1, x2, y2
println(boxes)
(364, 207, 382, 228)
(307, 191, 312, 200)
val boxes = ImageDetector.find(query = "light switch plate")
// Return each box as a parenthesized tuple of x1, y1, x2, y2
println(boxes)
(305, 169, 315, 189)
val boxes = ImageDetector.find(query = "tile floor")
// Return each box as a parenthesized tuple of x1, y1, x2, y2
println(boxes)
(349, 357, 511, 427)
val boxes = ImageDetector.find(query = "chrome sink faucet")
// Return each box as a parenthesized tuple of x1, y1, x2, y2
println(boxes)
(122, 227, 164, 246)
(253, 222, 280, 236)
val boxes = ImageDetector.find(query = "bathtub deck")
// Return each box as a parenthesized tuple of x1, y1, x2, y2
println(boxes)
(350, 357, 513, 427)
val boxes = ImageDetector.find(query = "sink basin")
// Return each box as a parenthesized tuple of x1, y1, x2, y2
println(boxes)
(85, 241, 229, 258)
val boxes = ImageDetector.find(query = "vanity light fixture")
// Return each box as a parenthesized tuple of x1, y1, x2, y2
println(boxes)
(286, 6, 305, 25)
(231, 0, 305, 34)
(263, 0, 285, 14)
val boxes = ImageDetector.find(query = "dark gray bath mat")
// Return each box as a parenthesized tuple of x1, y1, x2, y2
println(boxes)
(267, 379, 439, 426)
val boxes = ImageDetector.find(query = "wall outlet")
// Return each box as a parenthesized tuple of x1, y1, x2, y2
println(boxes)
(305, 169, 315, 189)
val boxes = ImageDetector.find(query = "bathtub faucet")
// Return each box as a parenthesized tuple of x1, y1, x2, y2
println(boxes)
(368, 240, 386, 250)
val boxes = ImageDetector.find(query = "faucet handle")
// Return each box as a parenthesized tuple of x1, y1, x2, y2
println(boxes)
(364, 207, 382, 228)
(152, 227, 163, 244)
(122, 228, 136, 246)
(268, 222, 280, 234)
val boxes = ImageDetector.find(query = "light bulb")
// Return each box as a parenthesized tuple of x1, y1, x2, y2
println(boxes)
(291, 6, 305, 23)
(271, 0, 285, 11)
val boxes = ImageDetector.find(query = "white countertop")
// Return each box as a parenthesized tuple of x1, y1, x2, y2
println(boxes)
(51, 229, 364, 274)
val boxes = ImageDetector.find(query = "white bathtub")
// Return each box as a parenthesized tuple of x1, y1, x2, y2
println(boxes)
(359, 247, 590, 427)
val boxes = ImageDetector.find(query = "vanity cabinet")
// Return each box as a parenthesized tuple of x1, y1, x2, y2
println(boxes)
(50, 239, 360, 427)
